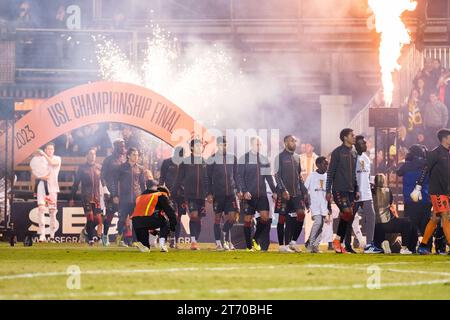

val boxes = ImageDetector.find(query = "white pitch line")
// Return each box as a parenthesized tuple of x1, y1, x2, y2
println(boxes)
(0, 278, 448, 300)
(0, 261, 448, 281)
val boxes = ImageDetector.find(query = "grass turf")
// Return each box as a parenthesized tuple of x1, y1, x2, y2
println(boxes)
(0, 242, 448, 300)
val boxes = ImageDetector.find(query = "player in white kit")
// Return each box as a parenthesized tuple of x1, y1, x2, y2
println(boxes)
(31, 143, 61, 242)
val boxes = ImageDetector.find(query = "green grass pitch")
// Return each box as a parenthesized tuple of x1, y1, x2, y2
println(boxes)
(0, 242, 449, 300)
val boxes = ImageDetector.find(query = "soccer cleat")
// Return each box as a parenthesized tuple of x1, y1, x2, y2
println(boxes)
(278, 245, 294, 253)
(119, 240, 128, 247)
(246, 248, 255, 252)
(288, 242, 302, 253)
(216, 243, 225, 251)
(340, 246, 348, 254)
(229, 243, 236, 250)
(160, 244, 169, 253)
(169, 239, 176, 249)
(88, 240, 95, 246)
(223, 241, 231, 251)
(252, 239, 261, 251)
(417, 245, 431, 255)
(38, 236, 46, 243)
(365, 243, 384, 254)
(332, 239, 343, 253)
(134, 242, 150, 252)
(327, 242, 334, 251)
(101, 234, 110, 247)
(345, 246, 357, 254)
(400, 247, 413, 255)
(190, 242, 200, 250)
(49, 238, 56, 244)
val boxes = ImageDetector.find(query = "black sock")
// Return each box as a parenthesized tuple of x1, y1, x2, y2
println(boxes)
(196, 219, 202, 240)
(175, 216, 181, 240)
(253, 218, 266, 243)
(189, 219, 197, 240)
(214, 223, 221, 241)
(223, 221, 233, 242)
(337, 218, 348, 242)
(277, 223, 285, 245)
(244, 227, 252, 249)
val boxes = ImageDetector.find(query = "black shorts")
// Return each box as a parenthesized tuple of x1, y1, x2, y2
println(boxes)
(274, 195, 305, 215)
(173, 196, 187, 216)
(82, 201, 102, 215)
(332, 191, 355, 212)
(187, 199, 206, 217)
(213, 196, 238, 214)
(243, 196, 270, 215)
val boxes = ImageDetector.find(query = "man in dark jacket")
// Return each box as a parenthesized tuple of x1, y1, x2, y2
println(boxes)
(207, 136, 240, 251)
(100, 139, 126, 246)
(173, 139, 209, 250)
(116, 147, 146, 247)
(274, 135, 308, 253)
(159, 146, 186, 248)
(397, 144, 431, 253)
(131, 182, 177, 253)
(237, 136, 277, 251)
(326, 128, 370, 253)
(412, 129, 450, 254)
(69, 148, 107, 245)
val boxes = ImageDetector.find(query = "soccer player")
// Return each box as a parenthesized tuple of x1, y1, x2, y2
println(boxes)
(237, 136, 277, 251)
(34, 143, 61, 243)
(326, 128, 367, 253)
(117, 147, 146, 247)
(347, 135, 379, 254)
(304, 156, 331, 253)
(173, 139, 209, 250)
(207, 136, 239, 251)
(69, 148, 107, 246)
(411, 129, 450, 254)
(131, 183, 177, 252)
(159, 146, 185, 248)
(100, 139, 127, 246)
(274, 135, 308, 253)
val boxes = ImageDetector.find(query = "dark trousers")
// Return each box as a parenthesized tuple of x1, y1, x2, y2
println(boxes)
(374, 218, 414, 251)
(404, 202, 432, 251)
(132, 215, 170, 248)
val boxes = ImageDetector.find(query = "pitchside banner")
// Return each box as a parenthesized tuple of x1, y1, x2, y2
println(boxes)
(0, 81, 209, 166)
(11, 201, 217, 243)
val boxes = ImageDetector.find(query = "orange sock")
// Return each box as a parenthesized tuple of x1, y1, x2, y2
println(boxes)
(421, 220, 437, 245)
(442, 219, 450, 243)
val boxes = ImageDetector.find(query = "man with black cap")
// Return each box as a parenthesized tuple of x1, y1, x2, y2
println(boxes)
(100, 139, 126, 246)
(173, 139, 209, 250)
(159, 146, 186, 248)
(207, 136, 240, 251)
(131, 181, 177, 252)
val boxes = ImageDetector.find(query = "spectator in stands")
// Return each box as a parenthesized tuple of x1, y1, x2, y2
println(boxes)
(122, 126, 141, 151)
(53, 132, 74, 156)
(398, 126, 410, 150)
(423, 92, 448, 148)
(15, 1, 35, 27)
(401, 89, 424, 138)
(431, 59, 444, 86)
(415, 78, 428, 104)
(300, 143, 318, 180)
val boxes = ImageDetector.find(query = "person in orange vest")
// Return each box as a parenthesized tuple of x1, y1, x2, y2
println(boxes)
(131, 180, 177, 252)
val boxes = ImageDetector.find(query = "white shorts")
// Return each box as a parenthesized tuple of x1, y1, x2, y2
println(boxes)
(37, 181, 58, 207)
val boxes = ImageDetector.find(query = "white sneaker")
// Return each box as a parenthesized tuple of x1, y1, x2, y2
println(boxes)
(134, 242, 150, 252)
(38, 236, 46, 243)
(160, 244, 169, 253)
(223, 241, 230, 251)
(119, 240, 128, 248)
(279, 245, 294, 253)
(381, 240, 391, 254)
(400, 247, 413, 255)
(289, 242, 302, 253)
(216, 243, 224, 251)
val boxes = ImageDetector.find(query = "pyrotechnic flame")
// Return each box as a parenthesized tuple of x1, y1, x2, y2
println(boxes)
(368, 0, 417, 107)
(95, 26, 246, 126)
